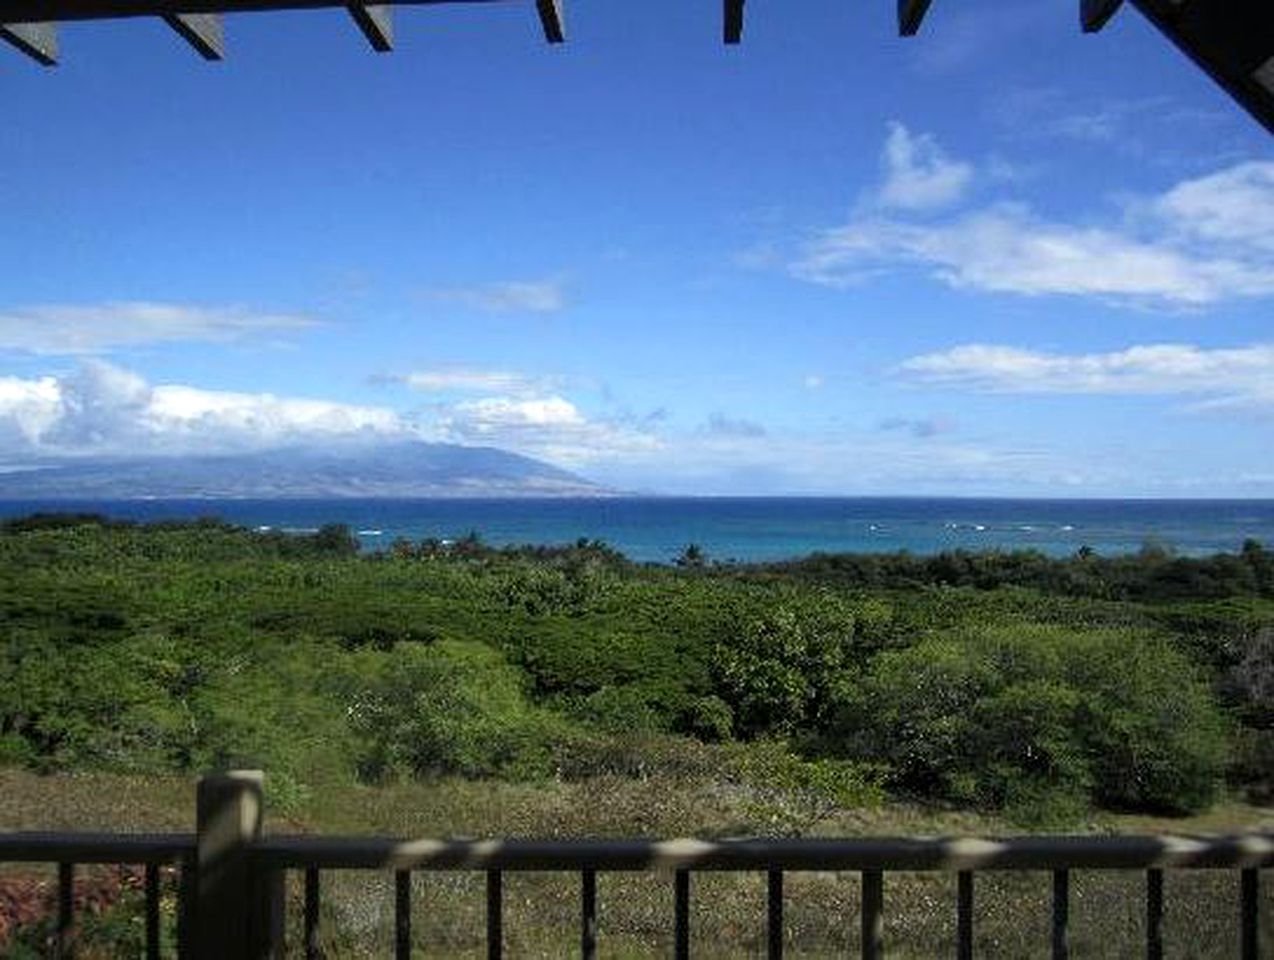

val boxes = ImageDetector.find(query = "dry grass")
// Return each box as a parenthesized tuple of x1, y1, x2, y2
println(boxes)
(0, 768, 1270, 958)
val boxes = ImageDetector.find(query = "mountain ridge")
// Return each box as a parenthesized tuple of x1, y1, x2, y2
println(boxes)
(0, 440, 610, 499)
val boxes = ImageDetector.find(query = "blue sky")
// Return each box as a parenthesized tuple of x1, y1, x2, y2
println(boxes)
(1, 0, 1271, 495)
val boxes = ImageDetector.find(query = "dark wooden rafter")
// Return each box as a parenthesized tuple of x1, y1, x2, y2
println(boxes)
(0, 21, 57, 64)
(897, 0, 932, 37)
(892, 0, 1272, 135)
(0, 0, 1269, 139)
(0, 1, 563, 57)
(347, 3, 391, 50)
(1080, 0, 1123, 33)
(535, 0, 563, 44)
(1129, 0, 1274, 136)
(0, 0, 492, 16)
(723, 0, 743, 45)
(164, 12, 224, 59)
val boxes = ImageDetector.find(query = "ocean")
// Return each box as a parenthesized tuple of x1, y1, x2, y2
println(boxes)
(2, 497, 1273, 564)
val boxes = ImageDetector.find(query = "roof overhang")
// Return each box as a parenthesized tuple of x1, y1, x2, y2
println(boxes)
(2, 1, 1270, 136)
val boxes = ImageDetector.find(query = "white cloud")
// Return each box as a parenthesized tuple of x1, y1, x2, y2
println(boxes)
(0, 361, 659, 471)
(0, 361, 407, 459)
(803, 374, 824, 390)
(878, 122, 972, 211)
(791, 125, 1274, 307)
(896, 342, 1274, 410)
(149, 385, 401, 442)
(436, 393, 659, 466)
(0, 374, 61, 449)
(1155, 161, 1274, 255)
(394, 368, 555, 396)
(794, 205, 1274, 304)
(0, 302, 317, 355)
(452, 395, 583, 429)
(427, 278, 566, 314)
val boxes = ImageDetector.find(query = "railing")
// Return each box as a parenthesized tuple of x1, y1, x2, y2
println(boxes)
(0, 771, 1269, 959)
(0, 832, 195, 957)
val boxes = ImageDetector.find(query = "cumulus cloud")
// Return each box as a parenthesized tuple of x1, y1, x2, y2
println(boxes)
(790, 125, 1274, 307)
(0, 361, 406, 459)
(896, 342, 1274, 411)
(0, 302, 317, 355)
(878, 122, 972, 211)
(367, 364, 655, 465)
(436, 393, 659, 466)
(0, 374, 61, 450)
(0, 360, 660, 471)
(427, 278, 566, 314)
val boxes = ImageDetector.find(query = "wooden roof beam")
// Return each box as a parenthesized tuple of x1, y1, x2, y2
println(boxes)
(164, 12, 224, 58)
(898, 0, 933, 36)
(1081, 0, 1123, 33)
(723, 0, 743, 44)
(535, 0, 563, 44)
(1130, 0, 1274, 136)
(347, 3, 391, 52)
(0, 21, 57, 64)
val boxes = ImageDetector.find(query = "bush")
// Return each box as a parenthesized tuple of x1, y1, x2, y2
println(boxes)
(712, 592, 865, 737)
(836, 625, 1226, 815)
(350, 640, 573, 781)
(724, 740, 884, 835)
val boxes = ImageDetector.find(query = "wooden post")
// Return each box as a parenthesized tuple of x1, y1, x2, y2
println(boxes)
(194, 771, 265, 960)
(250, 863, 286, 959)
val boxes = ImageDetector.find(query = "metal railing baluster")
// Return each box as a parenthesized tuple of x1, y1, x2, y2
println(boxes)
(395, 870, 411, 960)
(55, 861, 73, 959)
(487, 869, 503, 960)
(767, 869, 783, 959)
(581, 869, 597, 960)
(177, 851, 196, 959)
(1052, 869, 1070, 960)
(957, 870, 973, 960)
(145, 862, 161, 960)
(861, 869, 883, 960)
(1145, 868, 1163, 960)
(305, 866, 321, 959)
(674, 869, 690, 960)
(1240, 868, 1259, 960)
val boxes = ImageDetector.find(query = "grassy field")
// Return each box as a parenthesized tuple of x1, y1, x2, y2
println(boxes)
(1, 768, 1270, 958)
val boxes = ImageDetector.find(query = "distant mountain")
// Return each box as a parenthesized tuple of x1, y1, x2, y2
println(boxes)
(0, 441, 609, 499)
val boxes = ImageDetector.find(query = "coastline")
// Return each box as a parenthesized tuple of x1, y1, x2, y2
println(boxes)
(2, 495, 1272, 564)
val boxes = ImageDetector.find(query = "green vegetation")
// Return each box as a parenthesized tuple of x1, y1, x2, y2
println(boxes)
(2, 513, 1271, 821)
(2, 516, 1273, 954)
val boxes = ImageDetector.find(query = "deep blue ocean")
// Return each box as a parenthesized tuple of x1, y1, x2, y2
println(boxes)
(2, 497, 1273, 564)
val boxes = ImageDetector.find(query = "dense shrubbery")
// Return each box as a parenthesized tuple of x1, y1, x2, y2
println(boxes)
(1, 515, 1269, 820)
(762, 539, 1274, 601)
(350, 639, 570, 780)
(831, 625, 1225, 818)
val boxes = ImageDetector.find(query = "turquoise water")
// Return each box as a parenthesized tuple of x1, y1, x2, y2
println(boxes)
(2, 497, 1273, 564)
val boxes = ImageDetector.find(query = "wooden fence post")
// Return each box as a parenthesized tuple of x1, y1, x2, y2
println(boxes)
(194, 770, 274, 959)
